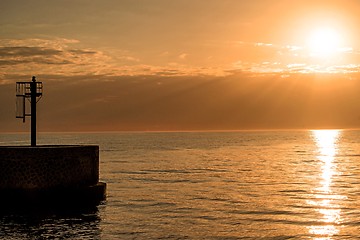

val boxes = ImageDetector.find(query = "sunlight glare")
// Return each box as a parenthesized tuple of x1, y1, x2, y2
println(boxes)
(308, 130, 342, 238)
(307, 28, 342, 57)
(313, 130, 339, 192)
(312, 130, 339, 159)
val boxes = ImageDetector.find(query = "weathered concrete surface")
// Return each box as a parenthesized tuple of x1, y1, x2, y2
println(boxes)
(0, 145, 106, 208)
(0, 145, 99, 189)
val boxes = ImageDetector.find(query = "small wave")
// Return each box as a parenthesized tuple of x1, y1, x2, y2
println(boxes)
(279, 189, 308, 193)
(140, 169, 193, 174)
(338, 154, 360, 157)
(227, 209, 301, 216)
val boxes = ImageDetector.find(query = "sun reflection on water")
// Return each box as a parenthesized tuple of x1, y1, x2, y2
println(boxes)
(308, 130, 343, 238)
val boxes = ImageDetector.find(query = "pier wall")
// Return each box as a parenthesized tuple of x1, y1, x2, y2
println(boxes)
(0, 145, 99, 189)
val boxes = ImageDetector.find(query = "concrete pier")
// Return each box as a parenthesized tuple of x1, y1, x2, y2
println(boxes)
(0, 145, 106, 209)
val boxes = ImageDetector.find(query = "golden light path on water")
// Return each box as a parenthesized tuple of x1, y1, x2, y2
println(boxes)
(308, 130, 346, 239)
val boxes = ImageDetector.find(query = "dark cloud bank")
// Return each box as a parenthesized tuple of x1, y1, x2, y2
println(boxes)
(1, 72, 360, 132)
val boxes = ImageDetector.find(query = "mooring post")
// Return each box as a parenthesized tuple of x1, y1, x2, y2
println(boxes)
(31, 76, 37, 147)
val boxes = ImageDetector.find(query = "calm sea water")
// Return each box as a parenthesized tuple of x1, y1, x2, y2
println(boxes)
(1, 130, 360, 239)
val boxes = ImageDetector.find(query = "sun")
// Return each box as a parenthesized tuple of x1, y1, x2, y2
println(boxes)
(307, 27, 342, 57)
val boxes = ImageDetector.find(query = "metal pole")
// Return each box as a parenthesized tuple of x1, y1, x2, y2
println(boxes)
(31, 76, 37, 147)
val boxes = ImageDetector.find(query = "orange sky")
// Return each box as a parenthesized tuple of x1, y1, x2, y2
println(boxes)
(1, 0, 360, 131)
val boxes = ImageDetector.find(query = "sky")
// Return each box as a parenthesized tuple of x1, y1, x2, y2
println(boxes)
(2, 0, 360, 132)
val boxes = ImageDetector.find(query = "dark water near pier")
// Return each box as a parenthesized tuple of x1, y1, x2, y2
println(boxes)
(1, 130, 360, 239)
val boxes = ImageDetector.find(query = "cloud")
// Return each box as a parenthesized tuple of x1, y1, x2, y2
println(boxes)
(0, 38, 79, 50)
(179, 53, 188, 59)
(0, 45, 71, 66)
(2, 36, 360, 84)
(68, 49, 97, 55)
(0, 46, 62, 57)
(0, 38, 226, 79)
(230, 41, 360, 74)
(0, 48, 72, 66)
(0, 38, 117, 78)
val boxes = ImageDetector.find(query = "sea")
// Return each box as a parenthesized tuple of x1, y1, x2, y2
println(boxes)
(1, 129, 360, 239)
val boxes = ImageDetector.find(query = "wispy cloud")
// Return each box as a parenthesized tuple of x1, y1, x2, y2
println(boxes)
(0, 38, 228, 82)
(0, 38, 125, 79)
(230, 41, 360, 74)
(2, 36, 360, 84)
(179, 53, 188, 59)
(0, 46, 62, 57)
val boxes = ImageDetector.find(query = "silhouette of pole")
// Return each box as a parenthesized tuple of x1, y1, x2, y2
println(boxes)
(31, 76, 37, 147)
